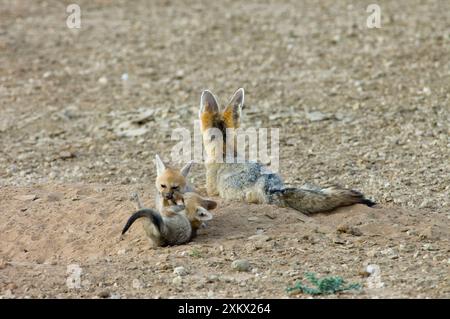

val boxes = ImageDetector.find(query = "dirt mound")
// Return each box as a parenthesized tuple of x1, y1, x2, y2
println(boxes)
(0, 184, 448, 298)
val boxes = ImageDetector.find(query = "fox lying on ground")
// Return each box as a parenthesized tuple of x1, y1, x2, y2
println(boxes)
(198, 88, 375, 215)
(122, 192, 217, 247)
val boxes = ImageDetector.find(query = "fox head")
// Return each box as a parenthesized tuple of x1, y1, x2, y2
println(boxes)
(182, 192, 217, 230)
(154, 154, 193, 202)
(198, 88, 244, 162)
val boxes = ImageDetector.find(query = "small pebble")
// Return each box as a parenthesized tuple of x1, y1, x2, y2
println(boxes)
(172, 276, 183, 286)
(173, 266, 188, 276)
(231, 259, 251, 272)
(98, 77, 108, 85)
(132, 279, 142, 289)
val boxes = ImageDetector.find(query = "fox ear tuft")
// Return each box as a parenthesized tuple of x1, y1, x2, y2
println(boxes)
(154, 154, 166, 176)
(222, 88, 244, 128)
(180, 161, 193, 178)
(199, 90, 219, 115)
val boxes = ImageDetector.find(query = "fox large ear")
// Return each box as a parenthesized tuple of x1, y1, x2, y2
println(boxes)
(195, 207, 213, 221)
(154, 154, 166, 176)
(200, 198, 217, 210)
(223, 88, 244, 128)
(180, 161, 193, 178)
(199, 90, 219, 115)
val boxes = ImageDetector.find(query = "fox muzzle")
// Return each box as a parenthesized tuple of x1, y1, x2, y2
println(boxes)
(164, 192, 174, 200)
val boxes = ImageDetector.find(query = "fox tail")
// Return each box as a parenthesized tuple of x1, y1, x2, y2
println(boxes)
(121, 208, 163, 235)
(270, 185, 375, 215)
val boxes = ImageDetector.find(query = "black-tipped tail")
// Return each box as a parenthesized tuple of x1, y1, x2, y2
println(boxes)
(121, 208, 163, 235)
(361, 198, 376, 207)
(270, 186, 375, 214)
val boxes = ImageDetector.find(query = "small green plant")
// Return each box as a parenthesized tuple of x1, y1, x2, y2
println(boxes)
(286, 272, 361, 296)
(189, 248, 202, 258)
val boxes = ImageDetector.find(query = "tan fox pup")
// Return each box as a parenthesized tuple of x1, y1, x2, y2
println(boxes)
(154, 154, 195, 212)
(122, 192, 217, 247)
(198, 88, 375, 215)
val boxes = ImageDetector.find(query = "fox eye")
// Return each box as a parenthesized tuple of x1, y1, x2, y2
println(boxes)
(172, 186, 179, 190)
(161, 184, 167, 188)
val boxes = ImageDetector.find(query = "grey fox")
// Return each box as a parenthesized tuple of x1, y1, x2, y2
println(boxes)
(122, 192, 216, 246)
(154, 154, 195, 212)
(198, 88, 375, 214)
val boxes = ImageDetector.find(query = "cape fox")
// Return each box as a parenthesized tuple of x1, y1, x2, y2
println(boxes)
(154, 154, 195, 212)
(122, 192, 217, 247)
(198, 88, 375, 215)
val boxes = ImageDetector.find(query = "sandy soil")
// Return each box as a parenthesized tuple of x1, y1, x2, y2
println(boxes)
(0, 0, 449, 298)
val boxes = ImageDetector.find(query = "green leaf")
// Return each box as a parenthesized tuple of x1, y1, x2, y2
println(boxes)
(286, 272, 361, 296)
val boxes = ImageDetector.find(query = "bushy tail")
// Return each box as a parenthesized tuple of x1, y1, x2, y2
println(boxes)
(270, 185, 375, 215)
(121, 208, 163, 235)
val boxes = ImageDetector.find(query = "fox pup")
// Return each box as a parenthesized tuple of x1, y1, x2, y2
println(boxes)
(130, 191, 217, 234)
(198, 88, 375, 215)
(122, 192, 217, 247)
(154, 154, 195, 212)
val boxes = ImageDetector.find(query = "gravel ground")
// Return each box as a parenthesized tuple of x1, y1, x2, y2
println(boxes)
(0, 0, 449, 298)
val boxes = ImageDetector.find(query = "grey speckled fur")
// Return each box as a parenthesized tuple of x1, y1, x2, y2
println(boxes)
(206, 161, 374, 214)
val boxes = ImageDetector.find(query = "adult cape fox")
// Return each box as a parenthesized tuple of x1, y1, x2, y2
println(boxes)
(198, 88, 375, 214)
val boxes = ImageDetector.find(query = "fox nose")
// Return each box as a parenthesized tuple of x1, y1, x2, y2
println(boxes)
(165, 192, 173, 200)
